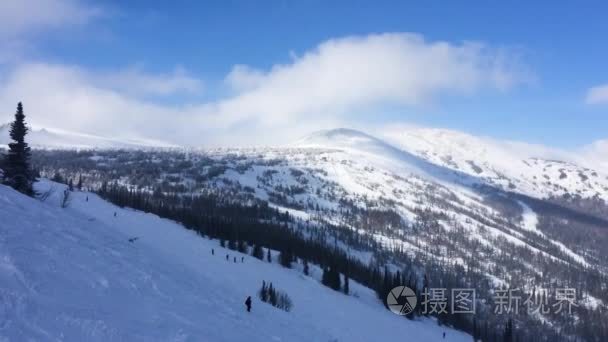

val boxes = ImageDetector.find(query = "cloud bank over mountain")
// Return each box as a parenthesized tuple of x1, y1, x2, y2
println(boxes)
(0, 31, 530, 146)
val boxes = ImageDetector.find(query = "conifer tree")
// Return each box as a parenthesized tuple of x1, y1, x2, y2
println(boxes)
(322, 266, 341, 291)
(259, 281, 268, 302)
(473, 317, 479, 341)
(252, 244, 264, 260)
(52, 172, 64, 183)
(3, 102, 35, 195)
(279, 249, 293, 268)
(228, 238, 237, 250)
(343, 274, 350, 295)
(237, 240, 248, 253)
(268, 283, 277, 306)
(504, 318, 513, 342)
(332, 268, 341, 291)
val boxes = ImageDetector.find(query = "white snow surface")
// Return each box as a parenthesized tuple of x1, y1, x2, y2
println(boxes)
(0, 180, 471, 341)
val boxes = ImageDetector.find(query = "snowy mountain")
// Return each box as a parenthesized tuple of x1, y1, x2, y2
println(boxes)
(0, 123, 177, 149)
(13, 126, 608, 339)
(288, 129, 605, 266)
(380, 126, 608, 200)
(0, 181, 471, 341)
(32, 129, 608, 273)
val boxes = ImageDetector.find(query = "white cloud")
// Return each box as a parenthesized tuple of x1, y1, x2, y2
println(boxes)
(211, 33, 530, 128)
(0, 0, 101, 38)
(585, 84, 608, 105)
(0, 63, 197, 141)
(581, 139, 608, 172)
(0, 33, 531, 146)
(224, 65, 266, 92)
(96, 66, 203, 97)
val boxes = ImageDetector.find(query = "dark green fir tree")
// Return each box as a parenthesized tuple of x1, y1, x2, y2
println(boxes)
(3, 102, 35, 196)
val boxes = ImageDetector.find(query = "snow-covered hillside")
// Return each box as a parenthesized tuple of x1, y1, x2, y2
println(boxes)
(381, 126, 608, 200)
(0, 124, 177, 149)
(0, 181, 470, 341)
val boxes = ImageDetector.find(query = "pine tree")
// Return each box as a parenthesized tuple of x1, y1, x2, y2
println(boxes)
(3, 102, 35, 195)
(268, 283, 277, 306)
(322, 266, 330, 287)
(77, 174, 83, 190)
(421, 273, 430, 316)
(260, 281, 268, 302)
(332, 268, 341, 291)
(237, 240, 248, 253)
(228, 238, 237, 250)
(279, 249, 293, 268)
(504, 318, 513, 342)
(252, 244, 264, 260)
(52, 172, 64, 183)
(266, 248, 272, 262)
(473, 317, 479, 341)
(343, 274, 350, 295)
(322, 266, 341, 291)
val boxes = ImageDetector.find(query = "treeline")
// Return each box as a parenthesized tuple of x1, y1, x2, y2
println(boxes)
(259, 281, 293, 312)
(97, 182, 385, 298)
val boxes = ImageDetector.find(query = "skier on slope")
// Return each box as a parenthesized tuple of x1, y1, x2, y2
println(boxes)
(245, 296, 252, 312)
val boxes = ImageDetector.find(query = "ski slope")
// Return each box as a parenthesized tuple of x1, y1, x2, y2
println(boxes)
(0, 181, 471, 341)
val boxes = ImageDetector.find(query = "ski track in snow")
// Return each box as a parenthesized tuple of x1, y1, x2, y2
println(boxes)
(517, 201, 589, 267)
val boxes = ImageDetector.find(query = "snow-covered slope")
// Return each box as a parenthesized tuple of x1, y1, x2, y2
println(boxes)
(292, 128, 489, 194)
(381, 126, 608, 200)
(0, 181, 470, 341)
(0, 124, 177, 149)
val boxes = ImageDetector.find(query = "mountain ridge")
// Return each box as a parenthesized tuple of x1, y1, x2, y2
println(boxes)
(0, 124, 178, 149)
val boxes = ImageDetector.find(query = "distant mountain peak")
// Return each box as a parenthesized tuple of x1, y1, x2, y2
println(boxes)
(293, 128, 388, 150)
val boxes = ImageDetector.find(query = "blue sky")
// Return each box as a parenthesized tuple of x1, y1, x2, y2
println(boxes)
(0, 0, 607, 147)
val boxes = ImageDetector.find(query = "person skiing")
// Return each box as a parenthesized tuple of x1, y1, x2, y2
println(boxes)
(241, 256, 244, 263)
(245, 296, 252, 312)
(226, 254, 229, 261)
(211, 248, 214, 255)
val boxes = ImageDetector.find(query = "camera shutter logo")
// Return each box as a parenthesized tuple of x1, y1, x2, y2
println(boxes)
(387, 286, 417, 315)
